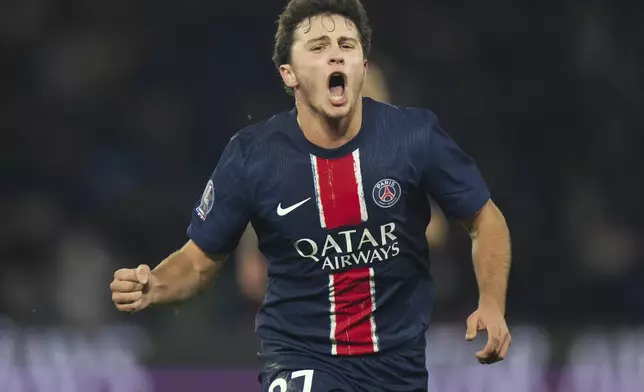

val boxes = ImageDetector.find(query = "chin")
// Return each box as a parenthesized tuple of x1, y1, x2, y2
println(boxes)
(324, 105, 352, 120)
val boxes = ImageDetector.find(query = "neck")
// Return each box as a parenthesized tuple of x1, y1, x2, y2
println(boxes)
(296, 96, 363, 149)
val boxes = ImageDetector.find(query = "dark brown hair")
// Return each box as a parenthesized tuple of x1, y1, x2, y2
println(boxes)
(273, 0, 372, 93)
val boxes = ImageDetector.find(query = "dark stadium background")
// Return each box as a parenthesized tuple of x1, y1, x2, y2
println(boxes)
(2, 0, 642, 391)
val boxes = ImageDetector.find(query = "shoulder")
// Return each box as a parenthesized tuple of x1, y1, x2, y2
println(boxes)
(365, 98, 443, 154)
(224, 108, 295, 161)
(365, 97, 439, 135)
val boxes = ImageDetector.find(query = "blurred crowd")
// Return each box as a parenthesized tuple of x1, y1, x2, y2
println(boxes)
(2, 0, 643, 367)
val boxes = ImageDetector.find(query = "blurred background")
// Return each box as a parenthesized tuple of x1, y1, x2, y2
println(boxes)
(2, 0, 643, 391)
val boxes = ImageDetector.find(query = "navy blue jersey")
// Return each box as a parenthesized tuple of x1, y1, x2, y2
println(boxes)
(187, 97, 489, 358)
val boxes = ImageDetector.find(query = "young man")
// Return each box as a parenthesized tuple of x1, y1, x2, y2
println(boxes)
(110, 1, 512, 391)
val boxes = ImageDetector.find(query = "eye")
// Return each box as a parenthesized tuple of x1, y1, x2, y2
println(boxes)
(341, 44, 355, 49)
(310, 45, 324, 52)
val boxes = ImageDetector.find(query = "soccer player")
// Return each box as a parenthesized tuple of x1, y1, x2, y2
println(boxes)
(110, 1, 512, 391)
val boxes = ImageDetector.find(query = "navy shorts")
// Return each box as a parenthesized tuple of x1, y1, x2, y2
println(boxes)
(258, 337, 428, 392)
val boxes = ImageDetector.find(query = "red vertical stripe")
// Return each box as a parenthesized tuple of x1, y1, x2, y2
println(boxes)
(331, 268, 375, 355)
(313, 152, 377, 355)
(315, 155, 362, 230)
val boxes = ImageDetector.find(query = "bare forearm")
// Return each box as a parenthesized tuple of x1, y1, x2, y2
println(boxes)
(470, 206, 511, 313)
(150, 248, 223, 305)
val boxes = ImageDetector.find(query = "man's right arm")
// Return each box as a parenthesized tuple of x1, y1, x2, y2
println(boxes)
(150, 240, 227, 306)
(111, 240, 227, 312)
(111, 131, 252, 313)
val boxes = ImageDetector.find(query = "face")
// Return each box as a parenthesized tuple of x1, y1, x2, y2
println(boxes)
(280, 13, 367, 120)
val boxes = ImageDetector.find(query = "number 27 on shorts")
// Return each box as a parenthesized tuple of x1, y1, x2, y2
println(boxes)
(269, 370, 315, 392)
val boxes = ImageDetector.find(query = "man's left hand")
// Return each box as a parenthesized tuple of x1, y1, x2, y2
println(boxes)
(465, 301, 511, 364)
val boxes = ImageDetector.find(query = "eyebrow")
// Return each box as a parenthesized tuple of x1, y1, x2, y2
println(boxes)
(305, 35, 359, 45)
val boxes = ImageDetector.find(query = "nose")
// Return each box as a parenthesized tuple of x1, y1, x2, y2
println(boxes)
(328, 48, 345, 66)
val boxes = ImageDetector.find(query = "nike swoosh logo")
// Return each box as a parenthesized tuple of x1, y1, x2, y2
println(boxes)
(277, 197, 311, 216)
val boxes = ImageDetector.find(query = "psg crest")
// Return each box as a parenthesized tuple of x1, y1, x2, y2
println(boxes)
(372, 179, 401, 208)
(196, 179, 215, 220)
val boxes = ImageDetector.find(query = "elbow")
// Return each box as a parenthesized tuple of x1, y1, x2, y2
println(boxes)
(466, 200, 510, 241)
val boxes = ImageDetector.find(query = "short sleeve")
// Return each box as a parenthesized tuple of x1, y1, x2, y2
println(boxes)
(419, 111, 490, 220)
(187, 133, 251, 254)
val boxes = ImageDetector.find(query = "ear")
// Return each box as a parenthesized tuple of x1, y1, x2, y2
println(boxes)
(279, 64, 298, 89)
(362, 59, 369, 81)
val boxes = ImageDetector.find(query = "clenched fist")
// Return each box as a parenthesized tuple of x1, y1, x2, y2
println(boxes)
(110, 264, 155, 313)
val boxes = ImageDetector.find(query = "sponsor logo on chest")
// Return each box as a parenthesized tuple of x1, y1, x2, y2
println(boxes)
(294, 223, 400, 270)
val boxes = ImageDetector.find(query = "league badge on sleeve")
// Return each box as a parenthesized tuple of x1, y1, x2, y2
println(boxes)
(196, 179, 215, 220)
(372, 179, 401, 208)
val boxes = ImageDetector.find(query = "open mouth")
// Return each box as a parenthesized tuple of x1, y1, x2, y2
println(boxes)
(328, 72, 347, 104)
